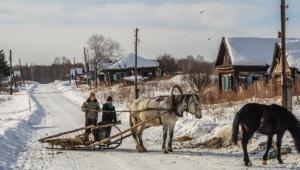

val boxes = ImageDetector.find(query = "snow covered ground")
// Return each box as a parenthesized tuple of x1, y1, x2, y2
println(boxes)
(1, 80, 300, 169)
(0, 82, 44, 169)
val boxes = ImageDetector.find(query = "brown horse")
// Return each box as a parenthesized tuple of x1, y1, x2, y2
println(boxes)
(232, 103, 300, 166)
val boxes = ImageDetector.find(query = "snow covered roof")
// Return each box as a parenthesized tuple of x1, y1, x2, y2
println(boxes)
(285, 39, 300, 70)
(224, 37, 279, 66)
(105, 53, 159, 70)
(97, 62, 113, 70)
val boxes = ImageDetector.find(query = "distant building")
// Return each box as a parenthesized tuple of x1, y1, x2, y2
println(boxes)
(215, 37, 277, 91)
(269, 39, 300, 95)
(13, 71, 21, 77)
(70, 68, 84, 79)
(100, 53, 159, 84)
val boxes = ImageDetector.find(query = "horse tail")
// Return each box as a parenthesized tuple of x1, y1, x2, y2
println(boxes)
(287, 116, 300, 152)
(231, 110, 241, 145)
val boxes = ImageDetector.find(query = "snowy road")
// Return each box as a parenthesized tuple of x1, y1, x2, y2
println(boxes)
(15, 84, 300, 170)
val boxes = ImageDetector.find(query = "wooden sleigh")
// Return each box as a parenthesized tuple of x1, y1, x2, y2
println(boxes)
(38, 112, 168, 150)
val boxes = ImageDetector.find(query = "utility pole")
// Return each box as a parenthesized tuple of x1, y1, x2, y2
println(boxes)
(19, 59, 25, 86)
(9, 50, 13, 95)
(25, 63, 29, 82)
(84, 47, 89, 74)
(68, 61, 71, 83)
(94, 58, 97, 89)
(280, 0, 290, 110)
(83, 47, 91, 89)
(73, 57, 78, 88)
(134, 28, 139, 99)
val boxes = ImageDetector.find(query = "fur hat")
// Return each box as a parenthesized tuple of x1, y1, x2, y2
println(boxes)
(89, 91, 96, 97)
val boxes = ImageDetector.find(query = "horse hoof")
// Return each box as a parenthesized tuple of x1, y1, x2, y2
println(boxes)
(278, 160, 284, 164)
(162, 149, 169, 154)
(244, 162, 253, 167)
(167, 148, 173, 152)
(136, 145, 142, 152)
(262, 160, 267, 165)
(140, 148, 147, 152)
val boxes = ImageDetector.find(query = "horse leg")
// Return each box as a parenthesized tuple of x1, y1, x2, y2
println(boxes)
(276, 132, 284, 164)
(130, 116, 141, 152)
(137, 125, 147, 152)
(241, 128, 252, 166)
(167, 123, 175, 152)
(162, 125, 168, 154)
(262, 135, 273, 165)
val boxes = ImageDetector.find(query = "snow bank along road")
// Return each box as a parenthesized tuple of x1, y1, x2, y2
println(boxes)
(12, 83, 300, 170)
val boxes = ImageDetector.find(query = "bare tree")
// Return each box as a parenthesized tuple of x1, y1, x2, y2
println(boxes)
(157, 54, 178, 74)
(87, 34, 121, 62)
(87, 34, 121, 87)
(182, 56, 214, 94)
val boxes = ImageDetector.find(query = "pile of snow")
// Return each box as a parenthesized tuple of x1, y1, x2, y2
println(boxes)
(169, 75, 184, 83)
(0, 82, 43, 168)
(123, 75, 148, 82)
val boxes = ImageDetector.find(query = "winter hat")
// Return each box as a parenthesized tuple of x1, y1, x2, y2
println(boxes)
(107, 96, 113, 102)
(89, 91, 96, 97)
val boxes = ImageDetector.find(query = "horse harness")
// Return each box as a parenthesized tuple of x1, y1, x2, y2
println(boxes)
(170, 95, 192, 117)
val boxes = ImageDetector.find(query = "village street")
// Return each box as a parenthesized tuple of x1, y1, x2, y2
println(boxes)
(12, 83, 299, 170)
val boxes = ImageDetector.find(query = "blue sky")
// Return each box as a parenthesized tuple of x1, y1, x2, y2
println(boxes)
(0, 0, 299, 64)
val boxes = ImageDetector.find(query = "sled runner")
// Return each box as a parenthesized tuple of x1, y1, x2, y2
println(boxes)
(38, 121, 123, 150)
(38, 111, 168, 150)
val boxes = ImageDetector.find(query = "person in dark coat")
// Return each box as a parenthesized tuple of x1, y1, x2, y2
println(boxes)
(102, 96, 117, 138)
(81, 92, 101, 141)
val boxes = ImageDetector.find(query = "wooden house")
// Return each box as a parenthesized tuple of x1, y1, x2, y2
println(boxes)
(269, 39, 300, 95)
(100, 53, 159, 84)
(70, 67, 84, 79)
(215, 37, 278, 92)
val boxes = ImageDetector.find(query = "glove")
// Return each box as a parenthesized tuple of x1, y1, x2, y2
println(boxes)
(82, 107, 87, 112)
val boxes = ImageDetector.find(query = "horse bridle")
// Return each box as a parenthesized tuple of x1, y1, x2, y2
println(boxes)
(171, 95, 192, 117)
(181, 95, 201, 116)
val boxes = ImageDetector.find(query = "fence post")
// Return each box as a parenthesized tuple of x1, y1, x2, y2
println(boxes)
(29, 99, 31, 112)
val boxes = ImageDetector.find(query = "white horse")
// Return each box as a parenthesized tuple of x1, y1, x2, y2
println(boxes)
(129, 89, 202, 153)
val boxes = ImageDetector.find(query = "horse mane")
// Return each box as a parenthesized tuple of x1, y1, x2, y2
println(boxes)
(173, 94, 192, 104)
(271, 104, 300, 152)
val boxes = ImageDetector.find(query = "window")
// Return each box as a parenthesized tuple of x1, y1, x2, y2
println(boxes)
(222, 74, 233, 91)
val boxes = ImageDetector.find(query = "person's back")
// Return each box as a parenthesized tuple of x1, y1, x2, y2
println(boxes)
(102, 102, 117, 123)
(102, 96, 117, 138)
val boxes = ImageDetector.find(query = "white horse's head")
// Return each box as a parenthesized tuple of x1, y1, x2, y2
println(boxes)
(186, 94, 202, 119)
(174, 94, 202, 119)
